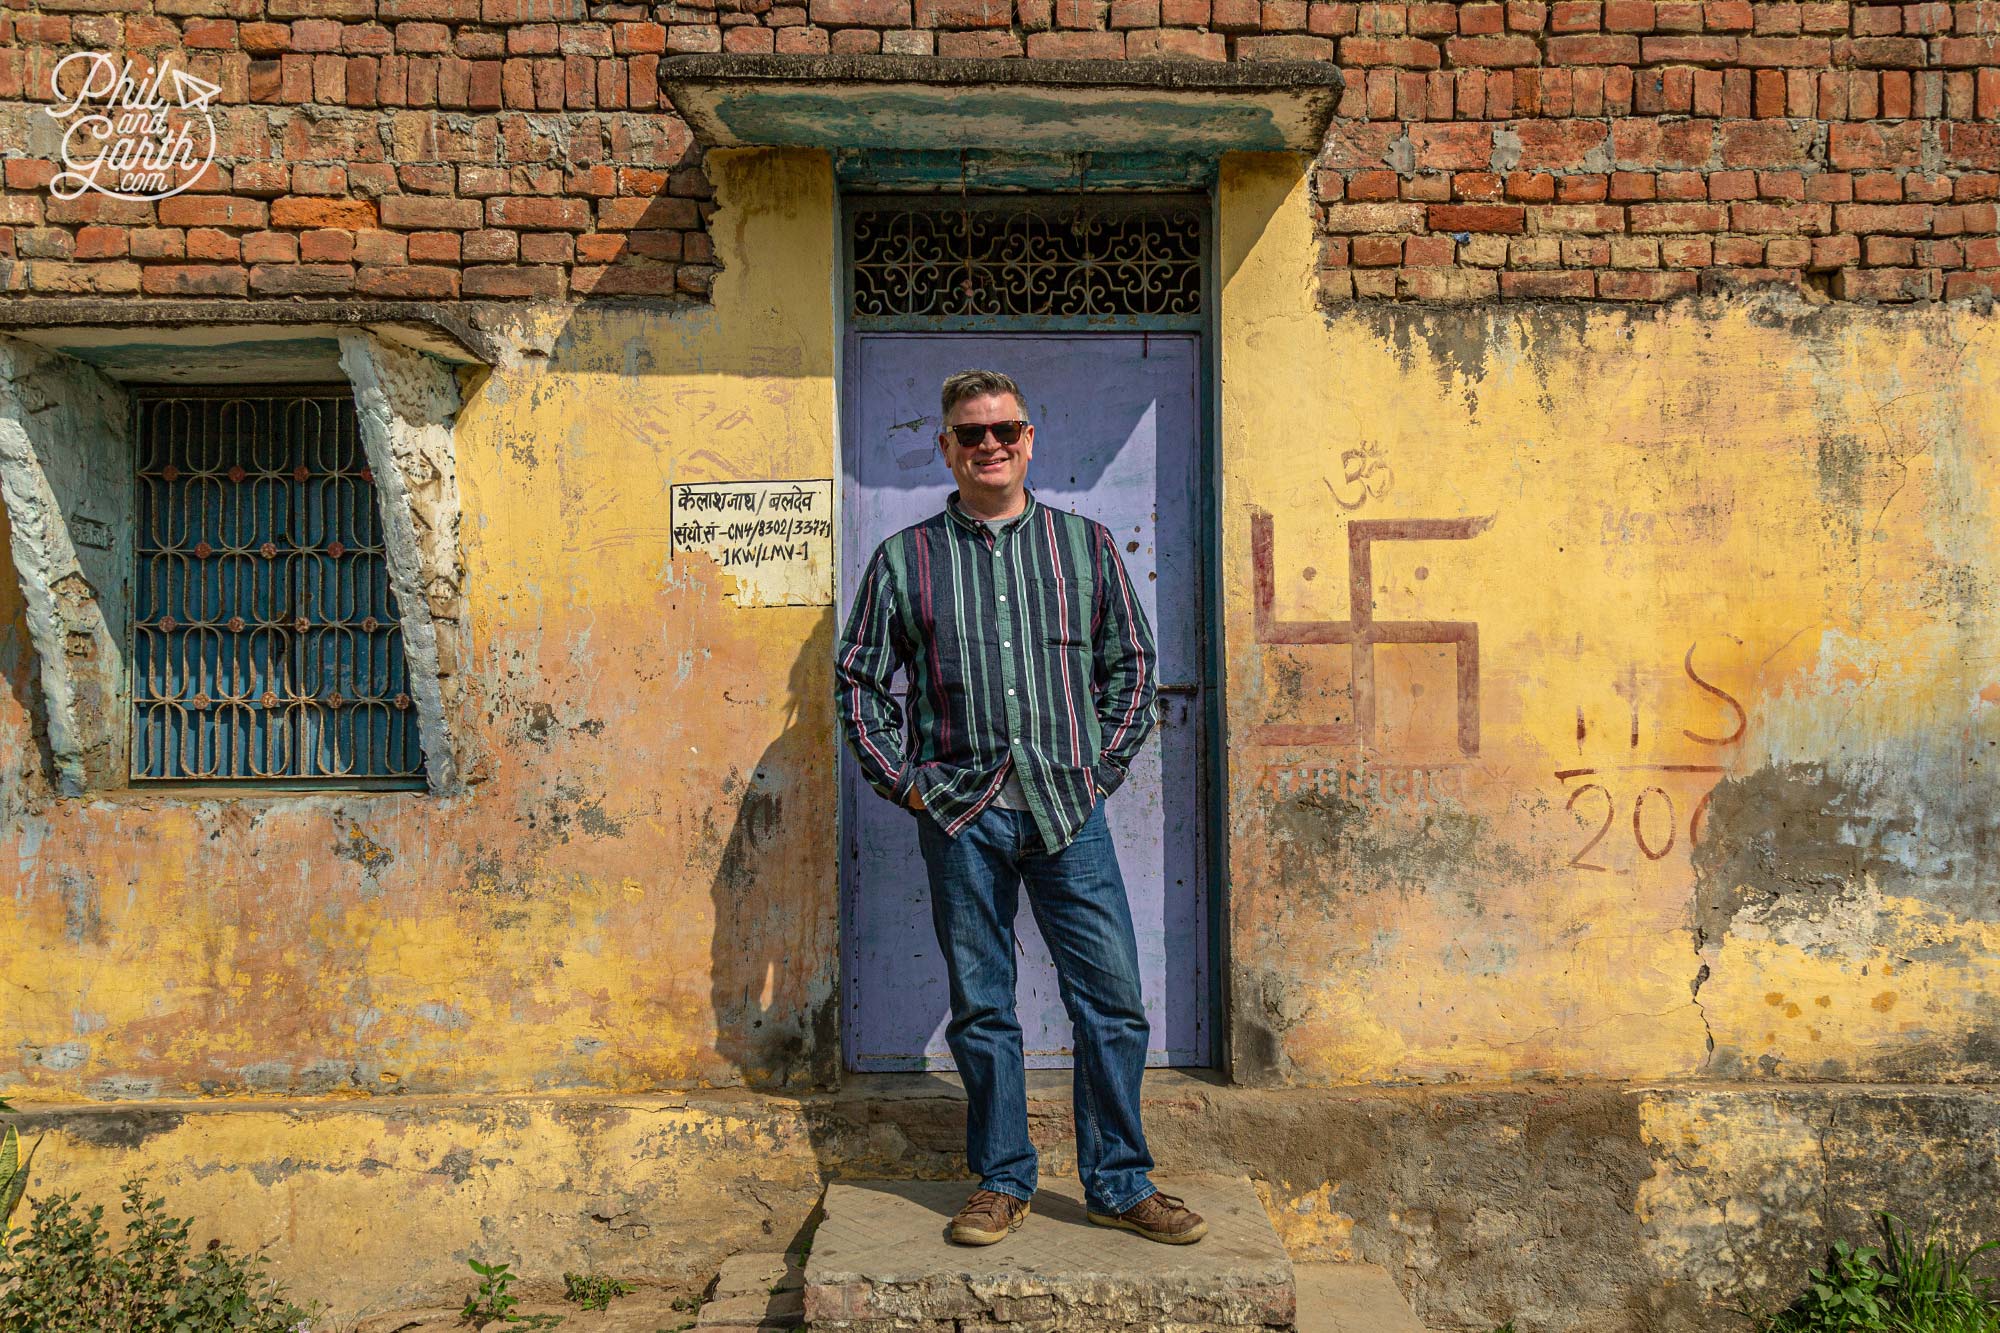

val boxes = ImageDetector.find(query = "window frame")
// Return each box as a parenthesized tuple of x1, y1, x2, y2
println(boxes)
(125, 382, 429, 791)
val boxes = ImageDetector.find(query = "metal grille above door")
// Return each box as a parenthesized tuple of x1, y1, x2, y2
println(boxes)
(130, 387, 425, 785)
(846, 196, 1207, 331)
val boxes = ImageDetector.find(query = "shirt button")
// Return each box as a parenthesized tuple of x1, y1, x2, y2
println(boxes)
(998, 595, 1007, 602)
(1002, 640, 1011, 647)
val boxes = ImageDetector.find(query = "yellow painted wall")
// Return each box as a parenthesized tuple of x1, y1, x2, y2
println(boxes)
(1219, 153, 2000, 1086)
(0, 148, 842, 1102)
(3, 145, 1995, 1111)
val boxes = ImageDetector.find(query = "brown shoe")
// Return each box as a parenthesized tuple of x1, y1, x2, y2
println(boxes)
(1087, 1189, 1207, 1244)
(948, 1188, 1032, 1245)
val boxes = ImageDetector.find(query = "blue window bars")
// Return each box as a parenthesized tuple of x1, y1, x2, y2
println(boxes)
(130, 387, 426, 784)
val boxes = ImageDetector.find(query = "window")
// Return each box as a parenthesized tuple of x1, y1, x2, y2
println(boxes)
(129, 387, 425, 784)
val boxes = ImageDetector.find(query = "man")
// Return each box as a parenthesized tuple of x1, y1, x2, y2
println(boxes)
(835, 369, 1207, 1248)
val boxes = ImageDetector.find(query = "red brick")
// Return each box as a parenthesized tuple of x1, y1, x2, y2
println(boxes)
(1550, 0, 1600, 28)
(1848, 36, 1928, 66)
(1640, 33, 1734, 59)
(1836, 202, 1934, 233)
(72, 226, 129, 259)
(250, 263, 355, 294)
(1512, 120, 1610, 170)
(1238, 33, 1335, 55)
(1429, 202, 1526, 231)
(1809, 233, 1860, 268)
(811, 0, 912, 20)
(1016, 28, 1119, 53)
(1834, 267, 1939, 300)
(1706, 168, 1755, 198)
(1347, 169, 1400, 200)
(1721, 119, 1815, 167)
(1307, 0, 1354, 30)
(184, 18, 238, 48)
(1941, 36, 2000, 66)
(268, 196, 377, 228)
(1882, 70, 1913, 117)
(1558, 173, 1610, 201)
(1446, 33, 1539, 62)
(1827, 122, 1924, 170)
(1603, 0, 1653, 29)
(357, 264, 460, 298)
(1506, 171, 1557, 200)
(1320, 202, 1428, 231)
(1629, 201, 1726, 230)
(1501, 269, 1596, 296)
(485, 196, 592, 230)
(1403, 235, 1455, 265)
(1598, 269, 1697, 298)
(1608, 170, 1655, 200)
(158, 195, 268, 228)
(1351, 234, 1403, 265)
(1459, 2, 1505, 32)
(1340, 36, 1443, 64)
(142, 264, 249, 296)
(938, 27, 1025, 50)
(1730, 201, 1830, 232)
(1946, 272, 2000, 299)
(1528, 203, 1626, 231)
(380, 195, 482, 229)
(461, 264, 565, 298)
(1546, 32, 1638, 58)
(1410, 122, 1494, 169)
(1407, 1, 1456, 32)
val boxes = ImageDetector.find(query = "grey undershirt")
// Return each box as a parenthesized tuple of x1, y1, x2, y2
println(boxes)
(981, 515, 1031, 812)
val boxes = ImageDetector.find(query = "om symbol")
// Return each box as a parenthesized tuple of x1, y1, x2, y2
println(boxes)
(1328, 441, 1393, 512)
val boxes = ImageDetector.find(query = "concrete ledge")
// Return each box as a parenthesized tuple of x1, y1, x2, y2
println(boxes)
(6, 1078, 1999, 1331)
(805, 1174, 1292, 1330)
(0, 298, 501, 369)
(660, 54, 1342, 154)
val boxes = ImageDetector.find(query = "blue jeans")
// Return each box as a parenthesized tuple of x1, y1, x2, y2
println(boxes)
(915, 799, 1158, 1216)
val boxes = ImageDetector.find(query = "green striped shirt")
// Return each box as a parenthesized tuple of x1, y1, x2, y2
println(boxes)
(835, 487, 1159, 853)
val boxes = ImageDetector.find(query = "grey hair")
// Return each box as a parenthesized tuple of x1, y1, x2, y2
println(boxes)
(940, 369, 1025, 419)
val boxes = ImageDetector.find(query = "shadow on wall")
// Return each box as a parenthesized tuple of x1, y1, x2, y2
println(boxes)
(709, 612, 840, 1092)
(0, 501, 55, 804)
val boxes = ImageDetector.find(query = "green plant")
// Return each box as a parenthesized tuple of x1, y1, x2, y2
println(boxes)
(461, 1258, 563, 1330)
(560, 1270, 633, 1311)
(1732, 1212, 2000, 1333)
(0, 1175, 319, 1333)
(0, 1109, 40, 1241)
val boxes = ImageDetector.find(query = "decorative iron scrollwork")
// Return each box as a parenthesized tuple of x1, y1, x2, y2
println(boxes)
(130, 389, 425, 783)
(850, 199, 1204, 323)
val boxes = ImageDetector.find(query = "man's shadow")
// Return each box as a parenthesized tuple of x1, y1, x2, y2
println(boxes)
(706, 619, 982, 1237)
(708, 611, 844, 1094)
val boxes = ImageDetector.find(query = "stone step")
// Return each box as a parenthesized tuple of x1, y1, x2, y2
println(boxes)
(1294, 1262, 1431, 1333)
(803, 1174, 1294, 1332)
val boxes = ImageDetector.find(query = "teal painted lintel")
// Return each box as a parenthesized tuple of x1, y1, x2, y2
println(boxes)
(834, 148, 1215, 191)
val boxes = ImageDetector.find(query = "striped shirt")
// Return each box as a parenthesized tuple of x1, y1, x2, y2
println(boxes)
(836, 487, 1158, 854)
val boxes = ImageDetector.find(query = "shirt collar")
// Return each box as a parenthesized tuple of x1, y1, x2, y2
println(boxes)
(946, 487, 1037, 534)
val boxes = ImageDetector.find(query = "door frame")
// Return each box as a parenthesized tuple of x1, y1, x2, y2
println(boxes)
(829, 183, 1232, 1079)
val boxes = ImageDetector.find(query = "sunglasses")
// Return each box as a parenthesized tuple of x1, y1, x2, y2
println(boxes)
(945, 420, 1028, 448)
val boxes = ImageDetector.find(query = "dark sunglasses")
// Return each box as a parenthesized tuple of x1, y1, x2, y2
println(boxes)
(945, 420, 1028, 448)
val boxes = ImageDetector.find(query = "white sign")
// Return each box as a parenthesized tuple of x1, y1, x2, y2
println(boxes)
(47, 53, 219, 202)
(670, 479, 834, 608)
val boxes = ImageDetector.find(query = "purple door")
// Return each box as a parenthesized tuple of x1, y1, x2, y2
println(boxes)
(839, 333, 1210, 1070)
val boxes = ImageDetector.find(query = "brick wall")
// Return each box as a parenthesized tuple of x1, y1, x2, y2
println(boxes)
(0, 1, 1995, 304)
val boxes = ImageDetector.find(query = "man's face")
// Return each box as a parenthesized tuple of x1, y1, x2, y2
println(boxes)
(940, 391, 1034, 501)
